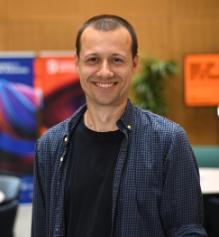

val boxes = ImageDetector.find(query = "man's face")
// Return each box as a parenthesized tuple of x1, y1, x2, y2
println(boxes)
(76, 26, 138, 108)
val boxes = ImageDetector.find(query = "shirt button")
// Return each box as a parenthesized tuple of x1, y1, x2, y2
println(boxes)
(60, 156, 64, 162)
(64, 136, 68, 143)
(127, 124, 131, 130)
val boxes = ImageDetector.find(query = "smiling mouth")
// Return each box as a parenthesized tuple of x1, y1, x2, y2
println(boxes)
(94, 82, 117, 88)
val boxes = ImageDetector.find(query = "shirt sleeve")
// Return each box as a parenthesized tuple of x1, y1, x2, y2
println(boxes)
(160, 125, 207, 237)
(31, 141, 47, 237)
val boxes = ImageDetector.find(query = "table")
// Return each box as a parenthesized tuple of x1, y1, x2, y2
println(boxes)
(0, 190, 5, 203)
(199, 168, 219, 194)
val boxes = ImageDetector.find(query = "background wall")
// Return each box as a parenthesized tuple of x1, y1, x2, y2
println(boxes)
(0, 0, 219, 144)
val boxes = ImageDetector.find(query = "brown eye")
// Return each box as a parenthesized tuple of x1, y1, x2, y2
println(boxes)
(86, 57, 99, 65)
(112, 57, 124, 65)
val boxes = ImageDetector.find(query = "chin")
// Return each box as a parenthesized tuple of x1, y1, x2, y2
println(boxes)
(92, 97, 127, 107)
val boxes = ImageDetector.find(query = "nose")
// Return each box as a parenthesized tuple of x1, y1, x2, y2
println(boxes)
(96, 60, 114, 78)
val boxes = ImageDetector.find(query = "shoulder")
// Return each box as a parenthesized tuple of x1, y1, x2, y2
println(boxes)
(132, 106, 189, 152)
(36, 117, 71, 152)
(132, 107, 193, 164)
(134, 106, 184, 135)
(36, 104, 86, 156)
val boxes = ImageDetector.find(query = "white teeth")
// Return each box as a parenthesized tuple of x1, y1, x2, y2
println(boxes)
(96, 82, 114, 88)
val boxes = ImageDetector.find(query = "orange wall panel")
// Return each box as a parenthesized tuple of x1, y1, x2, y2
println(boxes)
(0, 0, 219, 144)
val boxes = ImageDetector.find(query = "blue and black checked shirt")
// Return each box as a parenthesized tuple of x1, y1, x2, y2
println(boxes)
(32, 101, 207, 237)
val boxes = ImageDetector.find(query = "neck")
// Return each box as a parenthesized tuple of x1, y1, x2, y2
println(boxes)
(84, 101, 128, 132)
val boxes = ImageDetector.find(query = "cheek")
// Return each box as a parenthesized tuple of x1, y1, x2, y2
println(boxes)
(120, 70, 133, 82)
(79, 73, 88, 89)
(79, 67, 97, 80)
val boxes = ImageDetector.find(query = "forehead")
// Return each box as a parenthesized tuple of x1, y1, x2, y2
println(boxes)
(79, 26, 132, 55)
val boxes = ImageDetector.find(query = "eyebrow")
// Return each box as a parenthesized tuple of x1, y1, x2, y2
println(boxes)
(83, 53, 126, 58)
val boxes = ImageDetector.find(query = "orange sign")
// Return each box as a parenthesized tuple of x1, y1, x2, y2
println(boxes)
(184, 54, 219, 106)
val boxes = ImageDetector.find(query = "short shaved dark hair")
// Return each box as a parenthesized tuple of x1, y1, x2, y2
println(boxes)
(75, 14, 138, 58)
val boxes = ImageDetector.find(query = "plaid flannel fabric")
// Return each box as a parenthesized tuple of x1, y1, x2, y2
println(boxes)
(32, 101, 207, 237)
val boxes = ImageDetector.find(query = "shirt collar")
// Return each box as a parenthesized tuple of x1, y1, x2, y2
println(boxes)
(62, 104, 87, 142)
(62, 99, 135, 141)
(117, 100, 135, 133)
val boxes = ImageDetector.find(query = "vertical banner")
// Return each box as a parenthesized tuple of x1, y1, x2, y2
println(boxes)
(0, 51, 85, 203)
(34, 52, 85, 135)
(0, 52, 42, 202)
(184, 54, 219, 106)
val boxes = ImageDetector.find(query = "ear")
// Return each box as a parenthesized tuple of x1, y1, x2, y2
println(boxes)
(132, 55, 139, 71)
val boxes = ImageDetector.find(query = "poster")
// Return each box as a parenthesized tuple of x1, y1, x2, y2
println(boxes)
(34, 52, 85, 135)
(184, 54, 219, 106)
(0, 53, 40, 202)
(0, 52, 85, 202)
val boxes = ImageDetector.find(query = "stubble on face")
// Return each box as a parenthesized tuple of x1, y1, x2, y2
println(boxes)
(76, 26, 138, 109)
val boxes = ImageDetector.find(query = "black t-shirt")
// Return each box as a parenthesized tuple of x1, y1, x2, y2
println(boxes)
(65, 119, 124, 237)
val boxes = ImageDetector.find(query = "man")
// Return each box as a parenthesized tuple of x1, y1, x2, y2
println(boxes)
(32, 15, 207, 237)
